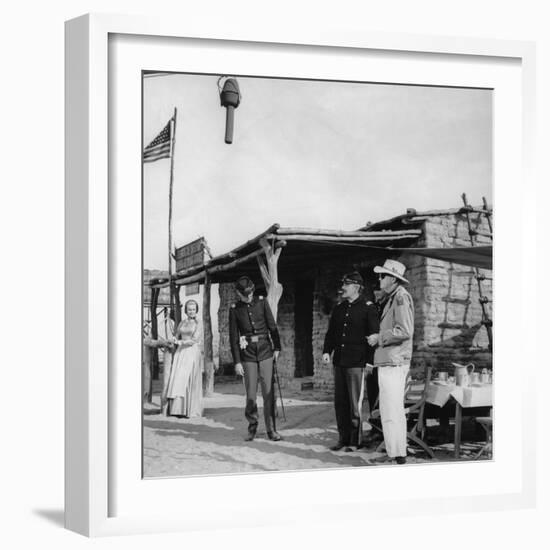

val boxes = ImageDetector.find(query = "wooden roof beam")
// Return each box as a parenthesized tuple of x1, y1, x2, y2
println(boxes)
(172, 240, 287, 287)
(276, 227, 422, 237)
(273, 233, 420, 243)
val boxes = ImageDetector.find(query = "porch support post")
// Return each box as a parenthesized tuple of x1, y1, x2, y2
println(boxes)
(202, 272, 215, 397)
(173, 284, 182, 325)
(257, 237, 283, 320)
(150, 286, 160, 381)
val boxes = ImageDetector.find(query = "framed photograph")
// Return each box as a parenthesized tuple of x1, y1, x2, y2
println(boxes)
(65, 13, 536, 536)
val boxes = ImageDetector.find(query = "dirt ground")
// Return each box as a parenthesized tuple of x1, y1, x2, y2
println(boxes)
(143, 377, 489, 478)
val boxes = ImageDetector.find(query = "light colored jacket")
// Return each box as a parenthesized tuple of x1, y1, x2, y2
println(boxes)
(374, 285, 414, 367)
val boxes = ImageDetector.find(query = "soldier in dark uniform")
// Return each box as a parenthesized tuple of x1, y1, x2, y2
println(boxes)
(229, 275, 282, 442)
(322, 271, 379, 451)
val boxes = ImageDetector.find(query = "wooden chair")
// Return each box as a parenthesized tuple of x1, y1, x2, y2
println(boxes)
(474, 415, 493, 459)
(370, 366, 435, 458)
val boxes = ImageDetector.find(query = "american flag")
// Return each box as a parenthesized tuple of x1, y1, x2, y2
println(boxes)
(143, 118, 173, 163)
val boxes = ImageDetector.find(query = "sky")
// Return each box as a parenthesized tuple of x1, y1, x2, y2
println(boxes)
(143, 73, 492, 270)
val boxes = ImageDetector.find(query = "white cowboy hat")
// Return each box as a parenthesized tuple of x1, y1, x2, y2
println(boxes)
(373, 259, 409, 284)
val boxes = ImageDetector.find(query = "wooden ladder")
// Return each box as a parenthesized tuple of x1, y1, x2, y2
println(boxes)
(460, 193, 493, 352)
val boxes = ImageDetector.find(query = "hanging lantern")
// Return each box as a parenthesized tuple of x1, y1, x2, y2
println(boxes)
(218, 77, 241, 144)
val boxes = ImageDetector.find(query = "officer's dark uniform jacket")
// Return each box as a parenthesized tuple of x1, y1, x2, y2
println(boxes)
(323, 297, 380, 368)
(229, 296, 281, 363)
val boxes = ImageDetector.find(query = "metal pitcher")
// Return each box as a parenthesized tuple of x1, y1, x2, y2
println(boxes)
(470, 372, 481, 385)
(452, 362, 475, 387)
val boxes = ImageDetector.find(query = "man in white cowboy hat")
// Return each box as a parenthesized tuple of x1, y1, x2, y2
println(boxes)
(368, 259, 414, 465)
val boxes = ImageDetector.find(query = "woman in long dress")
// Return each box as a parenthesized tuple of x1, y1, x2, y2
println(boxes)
(164, 299, 203, 417)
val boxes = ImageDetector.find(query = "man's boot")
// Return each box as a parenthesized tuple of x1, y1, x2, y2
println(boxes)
(245, 426, 257, 441)
(267, 431, 282, 441)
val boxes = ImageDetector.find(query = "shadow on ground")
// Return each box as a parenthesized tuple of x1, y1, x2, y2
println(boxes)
(143, 380, 490, 478)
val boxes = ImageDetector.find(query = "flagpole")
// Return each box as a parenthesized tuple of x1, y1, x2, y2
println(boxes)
(168, 107, 177, 326)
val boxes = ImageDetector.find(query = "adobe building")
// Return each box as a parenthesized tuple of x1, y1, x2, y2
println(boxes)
(215, 208, 492, 389)
(159, 206, 492, 391)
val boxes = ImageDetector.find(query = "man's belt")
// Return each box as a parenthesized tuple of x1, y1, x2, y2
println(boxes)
(245, 333, 269, 343)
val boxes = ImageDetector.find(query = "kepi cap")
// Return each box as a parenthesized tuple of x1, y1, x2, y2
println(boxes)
(341, 271, 364, 286)
(235, 275, 255, 295)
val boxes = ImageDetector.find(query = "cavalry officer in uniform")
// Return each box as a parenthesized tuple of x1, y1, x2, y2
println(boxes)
(322, 271, 379, 452)
(229, 275, 282, 442)
(370, 259, 414, 465)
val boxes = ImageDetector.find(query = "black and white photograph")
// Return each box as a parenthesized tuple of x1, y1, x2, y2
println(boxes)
(3, 0, 547, 545)
(142, 72, 493, 477)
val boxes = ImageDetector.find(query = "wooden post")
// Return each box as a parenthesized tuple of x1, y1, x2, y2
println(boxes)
(142, 340, 153, 404)
(454, 401, 463, 459)
(167, 108, 177, 324)
(202, 271, 215, 397)
(173, 284, 182, 326)
(257, 237, 283, 319)
(150, 287, 160, 381)
(461, 193, 493, 352)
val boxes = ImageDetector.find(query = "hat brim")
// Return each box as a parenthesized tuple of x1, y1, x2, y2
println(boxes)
(374, 265, 409, 284)
(236, 287, 254, 296)
(341, 279, 363, 286)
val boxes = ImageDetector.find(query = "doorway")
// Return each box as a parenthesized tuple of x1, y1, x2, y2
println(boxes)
(294, 279, 314, 377)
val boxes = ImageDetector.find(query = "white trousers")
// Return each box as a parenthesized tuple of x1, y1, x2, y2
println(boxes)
(378, 364, 409, 458)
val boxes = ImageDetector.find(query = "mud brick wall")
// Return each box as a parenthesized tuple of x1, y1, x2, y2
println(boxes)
(312, 274, 335, 390)
(218, 283, 238, 369)
(412, 212, 493, 375)
(275, 283, 296, 385)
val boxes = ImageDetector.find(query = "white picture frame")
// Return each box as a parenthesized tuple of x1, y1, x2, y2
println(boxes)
(65, 13, 536, 537)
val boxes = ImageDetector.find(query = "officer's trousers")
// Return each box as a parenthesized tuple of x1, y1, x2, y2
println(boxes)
(378, 364, 409, 458)
(243, 358, 276, 433)
(333, 366, 365, 447)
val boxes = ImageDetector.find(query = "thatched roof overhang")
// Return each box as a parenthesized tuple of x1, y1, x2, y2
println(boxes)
(149, 225, 422, 288)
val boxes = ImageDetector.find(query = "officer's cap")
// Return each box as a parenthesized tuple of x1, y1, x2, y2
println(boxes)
(341, 271, 364, 286)
(235, 275, 255, 295)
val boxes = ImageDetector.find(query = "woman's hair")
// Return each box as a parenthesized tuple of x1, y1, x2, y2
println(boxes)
(184, 299, 199, 315)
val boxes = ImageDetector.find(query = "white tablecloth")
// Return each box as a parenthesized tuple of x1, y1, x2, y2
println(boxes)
(426, 383, 493, 408)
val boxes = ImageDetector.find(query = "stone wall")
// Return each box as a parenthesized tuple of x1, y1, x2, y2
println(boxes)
(218, 283, 238, 368)
(411, 212, 493, 374)
(276, 282, 297, 383)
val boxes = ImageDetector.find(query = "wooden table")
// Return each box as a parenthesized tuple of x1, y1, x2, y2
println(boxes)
(426, 382, 493, 458)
